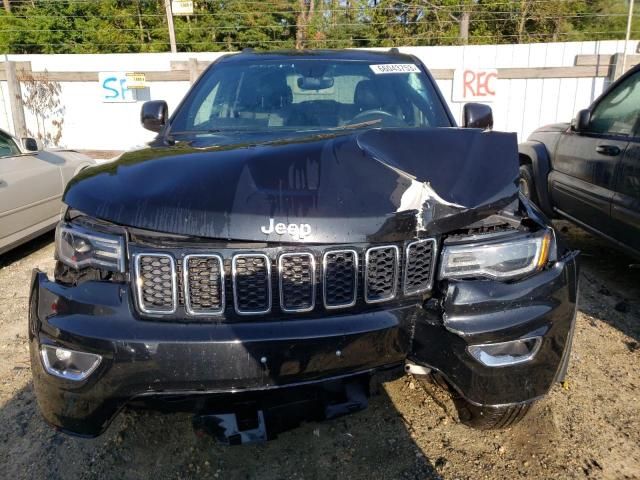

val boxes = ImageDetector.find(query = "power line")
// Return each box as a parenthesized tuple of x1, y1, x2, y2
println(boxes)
(4, 0, 623, 6)
(1, 13, 632, 34)
(1, 0, 634, 52)
(7, 29, 637, 47)
(1, 0, 634, 19)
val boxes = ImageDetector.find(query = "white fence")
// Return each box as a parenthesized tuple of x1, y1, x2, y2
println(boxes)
(1, 40, 638, 151)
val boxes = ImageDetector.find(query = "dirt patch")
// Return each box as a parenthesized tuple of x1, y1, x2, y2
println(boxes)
(0, 222, 638, 480)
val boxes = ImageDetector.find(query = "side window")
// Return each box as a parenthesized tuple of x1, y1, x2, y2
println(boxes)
(589, 72, 640, 136)
(0, 132, 20, 157)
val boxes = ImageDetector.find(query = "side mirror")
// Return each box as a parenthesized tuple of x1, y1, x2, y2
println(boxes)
(22, 137, 41, 152)
(571, 109, 591, 132)
(141, 100, 168, 132)
(462, 103, 493, 130)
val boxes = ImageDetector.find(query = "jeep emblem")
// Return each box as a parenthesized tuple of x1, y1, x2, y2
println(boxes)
(260, 218, 311, 239)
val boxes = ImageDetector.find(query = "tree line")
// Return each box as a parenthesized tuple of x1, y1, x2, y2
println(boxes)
(0, 0, 636, 54)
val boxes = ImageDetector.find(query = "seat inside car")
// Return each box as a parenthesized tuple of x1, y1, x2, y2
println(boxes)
(353, 79, 402, 119)
(354, 79, 383, 112)
(235, 72, 292, 127)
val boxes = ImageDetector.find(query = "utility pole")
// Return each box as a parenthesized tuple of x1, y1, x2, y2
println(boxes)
(622, 0, 635, 74)
(3, 55, 27, 139)
(164, 0, 177, 54)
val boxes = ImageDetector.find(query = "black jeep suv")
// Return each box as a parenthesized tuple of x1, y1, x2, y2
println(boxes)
(29, 49, 578, 442)
(519, 63, 640, 259)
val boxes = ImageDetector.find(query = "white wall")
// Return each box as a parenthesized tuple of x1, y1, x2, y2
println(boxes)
(406, 40, 632, 140)
(1, 40, 638, 150)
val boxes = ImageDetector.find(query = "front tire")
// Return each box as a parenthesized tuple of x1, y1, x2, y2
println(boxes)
(418, 374, 533, 430)
(519, 164, 538, 205)
(453, 398, 533, 430)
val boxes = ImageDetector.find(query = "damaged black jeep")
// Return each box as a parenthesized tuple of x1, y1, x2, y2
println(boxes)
(29, 49, 579, 442)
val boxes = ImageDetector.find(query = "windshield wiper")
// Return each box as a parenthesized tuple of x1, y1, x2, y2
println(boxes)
(168, 120, 382, 138)
(168, 129, 226, 135)
(330, 119, 382, 131)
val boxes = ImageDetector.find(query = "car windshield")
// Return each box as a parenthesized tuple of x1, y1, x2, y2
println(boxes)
(170, 59, 452, 134)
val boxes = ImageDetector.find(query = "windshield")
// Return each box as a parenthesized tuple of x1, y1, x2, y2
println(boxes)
(170, 59, 452, 134)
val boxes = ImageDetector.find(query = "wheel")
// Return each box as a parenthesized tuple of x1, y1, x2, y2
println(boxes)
(519, 164, 538, 204)
(417, 374, 533, 430)
(453, 398, 533, 430)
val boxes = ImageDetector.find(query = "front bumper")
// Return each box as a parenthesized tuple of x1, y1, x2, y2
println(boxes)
(28, 272, 411, 436)
(29, 254, 578, 436)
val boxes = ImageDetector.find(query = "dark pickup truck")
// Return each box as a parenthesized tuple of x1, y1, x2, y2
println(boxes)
(519, 64, 640, 259)
(29, 49, 578, 443)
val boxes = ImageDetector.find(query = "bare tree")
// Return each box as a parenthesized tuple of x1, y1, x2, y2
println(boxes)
(517, 0, 531, 43)
(459, 10, 470, 43)
(295, 0, 315, 49)
(21, 71, 65, 147)
(422, 0, 474, 45)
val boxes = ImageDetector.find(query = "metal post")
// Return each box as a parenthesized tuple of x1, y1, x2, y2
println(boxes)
(622, 0, 635, 74)
(3, 56, 27, 139)
(164, 0, 178, 54)
(188, 58, 198, 84)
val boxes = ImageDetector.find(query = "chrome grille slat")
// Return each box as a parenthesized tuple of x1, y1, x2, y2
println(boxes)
(404, 239, 437, 295)
(279, 252, 315, 313)
(364, 246, 399, 303)
(183, 254, 225, 316)
(134, 253, 177, 314)
(232, 253, 272, 315)
(323, 249, 358, 309)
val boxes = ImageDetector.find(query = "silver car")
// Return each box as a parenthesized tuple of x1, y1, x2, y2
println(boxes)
(0, 129, 95, 254)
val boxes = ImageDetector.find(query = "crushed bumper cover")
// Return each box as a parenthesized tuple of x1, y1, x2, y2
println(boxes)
(411, 253, 579, 406)
(29, 254, 578, 436)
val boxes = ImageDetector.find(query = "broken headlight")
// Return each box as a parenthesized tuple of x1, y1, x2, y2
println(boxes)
(55, 221, 125, 273)
(439, 229, 553, 280)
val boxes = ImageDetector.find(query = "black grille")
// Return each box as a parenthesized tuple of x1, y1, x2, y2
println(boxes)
(404, 239, 436, 294)
(279, 253, 315, 312)
(232, 254, 271, 314)
(184, 255, 224, 315)
(132, 239, 435, 319)
(365, 246, 398, 303)
(136, 254, 176, 313)
(323, 250, 357, 308)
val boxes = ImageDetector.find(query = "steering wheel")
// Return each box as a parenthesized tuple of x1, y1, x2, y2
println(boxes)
(348, 109, 406, 127)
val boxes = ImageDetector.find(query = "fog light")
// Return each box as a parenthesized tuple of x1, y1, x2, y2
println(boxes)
(467, 337, 541, 367)
(40, 345, 102, 381)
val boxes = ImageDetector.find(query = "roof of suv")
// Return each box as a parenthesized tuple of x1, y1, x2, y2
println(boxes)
(218, 49, 418, 64)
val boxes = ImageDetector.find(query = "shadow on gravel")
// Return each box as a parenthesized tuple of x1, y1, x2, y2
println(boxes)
(0, 381, 443, 480)
(554, 221, 640, 344)
(0, 231, 55, 269)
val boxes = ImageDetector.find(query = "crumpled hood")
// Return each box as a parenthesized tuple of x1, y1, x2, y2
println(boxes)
(64, 128, 519, 243)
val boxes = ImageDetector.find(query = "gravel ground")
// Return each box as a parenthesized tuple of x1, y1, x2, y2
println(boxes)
(0, 221, 638, 480)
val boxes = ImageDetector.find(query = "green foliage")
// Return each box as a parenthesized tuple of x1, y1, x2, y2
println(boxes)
(0, 0, 636, 53)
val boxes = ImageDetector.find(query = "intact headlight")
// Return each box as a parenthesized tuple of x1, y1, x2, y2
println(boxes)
(55, 221, 125, 272)
(439, 230, 553, 280)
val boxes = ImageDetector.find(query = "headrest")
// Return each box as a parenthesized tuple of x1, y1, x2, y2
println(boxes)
(354, 80, 382, 111)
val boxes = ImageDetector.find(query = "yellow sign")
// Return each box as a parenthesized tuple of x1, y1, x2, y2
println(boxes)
(125, 72, 147, 89)
(172, 1, 194, 15)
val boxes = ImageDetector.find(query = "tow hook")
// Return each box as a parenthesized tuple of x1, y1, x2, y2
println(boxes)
(193, 409, 268, 445)
(405, 361, 431, 376)
(192, 379, 370, 445)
